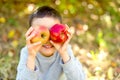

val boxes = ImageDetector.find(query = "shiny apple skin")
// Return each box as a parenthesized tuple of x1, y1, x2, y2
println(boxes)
(31, 26, 50, 44)
(50, 24, 68, 43)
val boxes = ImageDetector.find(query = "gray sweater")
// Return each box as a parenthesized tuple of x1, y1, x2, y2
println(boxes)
(16, 45, 86, 80)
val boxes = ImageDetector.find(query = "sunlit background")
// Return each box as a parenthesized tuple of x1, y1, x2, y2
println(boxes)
(0, 0, 120, 80)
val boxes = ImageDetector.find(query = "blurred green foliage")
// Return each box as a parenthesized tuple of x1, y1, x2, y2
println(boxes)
(0, 0, 120, 80)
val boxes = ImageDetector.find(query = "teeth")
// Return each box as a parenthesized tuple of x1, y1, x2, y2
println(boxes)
(45, 46, 51, 48)
(43, 45, 53, 48)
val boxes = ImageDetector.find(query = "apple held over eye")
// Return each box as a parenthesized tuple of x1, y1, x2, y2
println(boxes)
(50, 24, 68, 43)
(31, 26, 50, 44)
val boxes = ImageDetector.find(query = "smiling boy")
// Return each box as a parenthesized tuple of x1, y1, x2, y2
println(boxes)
(16, 6, 86, 80)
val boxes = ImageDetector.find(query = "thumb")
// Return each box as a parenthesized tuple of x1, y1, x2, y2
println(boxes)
(50, 40, 55, 47)
(50, 40, 61, 50)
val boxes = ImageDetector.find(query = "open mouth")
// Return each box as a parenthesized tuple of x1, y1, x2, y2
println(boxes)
(42, 44, 54, 48)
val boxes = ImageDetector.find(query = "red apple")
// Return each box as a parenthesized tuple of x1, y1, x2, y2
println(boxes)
(50, 24, 68, 43)
(31, 26, 50, 44)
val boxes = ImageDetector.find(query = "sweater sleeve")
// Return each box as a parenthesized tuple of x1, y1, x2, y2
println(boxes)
(16, 46, 39, 80)
(60, 45, 86, 80)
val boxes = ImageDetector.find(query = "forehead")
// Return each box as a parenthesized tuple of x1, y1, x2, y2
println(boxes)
(31, 17, 60, 29)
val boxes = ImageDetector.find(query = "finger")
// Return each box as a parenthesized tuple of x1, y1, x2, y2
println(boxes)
(27, 41, 41, 52)
(65, 24, 69, 30)
(25, 27, 34, 37)
(62, 31, 73, 47)
(64, 36, 71, 46)
(67, 27, 74, 38)
(32, 41, 41, 47)
(50, 40, 61, 50)
(50, 40, 56, 47)
(65, 24, 75, 35)
(26, 33, 35, 44)
(69, 26, 75, 35)
(26, 40, 31, 45)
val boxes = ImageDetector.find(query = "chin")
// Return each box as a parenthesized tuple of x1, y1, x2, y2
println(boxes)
(39, 46, 56, 57)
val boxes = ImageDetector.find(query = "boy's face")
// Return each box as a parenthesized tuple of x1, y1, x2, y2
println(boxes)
(31, 17, 60, 57)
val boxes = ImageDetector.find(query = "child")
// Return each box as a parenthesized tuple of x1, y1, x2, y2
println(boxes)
(16, 6, 86, 80)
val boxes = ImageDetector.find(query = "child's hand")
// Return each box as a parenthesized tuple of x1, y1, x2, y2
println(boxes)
(25, 27, 41, 57)
(50, 25, 74, 63)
